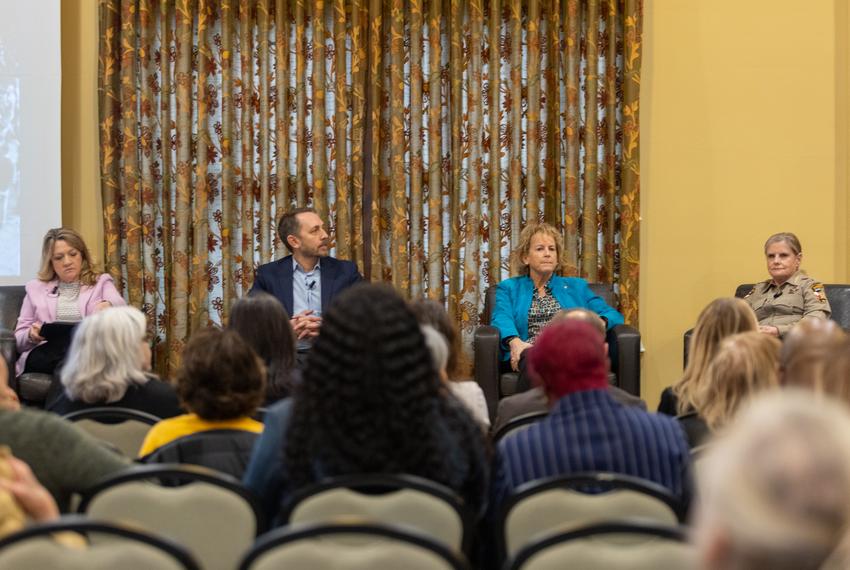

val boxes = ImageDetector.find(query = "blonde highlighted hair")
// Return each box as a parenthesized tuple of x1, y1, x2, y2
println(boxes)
(672, 298, 758, 415)
(696, 332, 781, 430)
(37, 227, 100, 286)
(510, 222, 570, 276)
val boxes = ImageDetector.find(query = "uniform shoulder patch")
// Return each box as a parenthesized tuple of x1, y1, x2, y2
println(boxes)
(811, 282, 827, 303)
(744, 286, 757, 299)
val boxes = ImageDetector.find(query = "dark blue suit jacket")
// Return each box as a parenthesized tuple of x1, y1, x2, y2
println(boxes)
(249, 255, 363, 316)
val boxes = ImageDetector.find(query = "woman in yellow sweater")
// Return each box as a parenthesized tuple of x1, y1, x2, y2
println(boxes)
(138, 328, 266, 477)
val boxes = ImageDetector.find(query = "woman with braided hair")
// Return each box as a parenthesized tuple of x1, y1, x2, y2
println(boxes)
(243, 283, 489, 525)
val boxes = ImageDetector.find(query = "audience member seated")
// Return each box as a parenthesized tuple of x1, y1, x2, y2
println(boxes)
(46, 306, 181, 419)
(694, 390, 850, 569)
(823, 337, 850, 406)
(491, 320, 691, 513)
(491, 222, 623, 392)
(420, 324, 490, 430)
(0, 449, 61, 537)
(14, 227, 125, 376)
(492, 308, 645, 434)
(743, 232, 831, 339)
(411, 299, 490, 430)
(138, 328, 265, 477)
(658, 298, 757, 416)
(779, 319, 846, 393)
(0, 356, 128, 511)
(228, 292, 298, 404)
(243, 284, 489, 525)
(683, 332, 781, 448)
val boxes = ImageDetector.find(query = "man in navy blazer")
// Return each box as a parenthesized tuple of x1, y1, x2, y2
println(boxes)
(249, 208, 362, 345)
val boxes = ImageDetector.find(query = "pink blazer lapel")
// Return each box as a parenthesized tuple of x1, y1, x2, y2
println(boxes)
(77, 281, 98, 317)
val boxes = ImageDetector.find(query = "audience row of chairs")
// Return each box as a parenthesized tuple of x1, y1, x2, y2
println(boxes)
(0, 464, 693, 569)
(61, 406, 268, 460)
(0, 517, 691, 570)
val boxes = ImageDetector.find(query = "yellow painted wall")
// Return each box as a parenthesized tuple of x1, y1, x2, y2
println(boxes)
(641, 0, 849, 408)
(61, 0, 102, 263)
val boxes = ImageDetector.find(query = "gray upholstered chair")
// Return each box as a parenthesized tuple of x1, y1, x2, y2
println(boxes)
(474, 285, 641, 422)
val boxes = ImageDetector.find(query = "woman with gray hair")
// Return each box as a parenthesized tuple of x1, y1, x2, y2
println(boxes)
(695, 390, 850, 569)
(46, 306, 181, 419)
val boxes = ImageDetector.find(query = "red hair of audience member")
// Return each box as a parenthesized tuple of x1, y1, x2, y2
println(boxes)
(527, 320, 609, 400)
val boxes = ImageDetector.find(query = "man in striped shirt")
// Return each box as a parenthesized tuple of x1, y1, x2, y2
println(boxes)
(491, 319, 692, 510)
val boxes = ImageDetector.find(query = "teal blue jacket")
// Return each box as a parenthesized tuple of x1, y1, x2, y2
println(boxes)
(491, 275, 624, 360)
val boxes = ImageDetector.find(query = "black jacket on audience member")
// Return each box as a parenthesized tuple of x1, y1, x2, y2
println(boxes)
(141, 429, 259, 479)
(46, 374, 183, 420)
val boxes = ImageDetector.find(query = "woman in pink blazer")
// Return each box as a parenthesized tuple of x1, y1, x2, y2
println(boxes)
(14, 228, 125, 376)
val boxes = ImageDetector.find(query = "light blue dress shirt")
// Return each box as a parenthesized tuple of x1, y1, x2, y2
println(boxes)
(292, 259, 322, 351)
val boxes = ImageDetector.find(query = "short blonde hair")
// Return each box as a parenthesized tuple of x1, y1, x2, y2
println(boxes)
(37, 227, 99, 286)
(696, 332, 781, 430)
(510, 222, 569, 276)
(673, 298, 758, 415)
(60, 306, 149, 403)
(696, 390, 850, 570)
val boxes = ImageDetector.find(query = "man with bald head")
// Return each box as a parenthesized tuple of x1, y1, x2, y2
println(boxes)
(491, 319, 691, 509)
(492, 308, 645, 433)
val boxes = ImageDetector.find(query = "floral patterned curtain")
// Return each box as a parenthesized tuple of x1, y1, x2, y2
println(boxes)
(99, 0, 642, 376)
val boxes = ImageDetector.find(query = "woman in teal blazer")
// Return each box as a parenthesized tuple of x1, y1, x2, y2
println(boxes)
(491, 223, 624, 379)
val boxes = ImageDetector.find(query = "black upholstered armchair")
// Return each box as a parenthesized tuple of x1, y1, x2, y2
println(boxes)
(682, 283, 850, 368)
(474, 285, 641, 422)
(0, 285, 25, 372)
(0, 285, 53, 405)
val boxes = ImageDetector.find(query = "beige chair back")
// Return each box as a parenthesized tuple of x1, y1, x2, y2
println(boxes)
(240, 522, 466, 570)
(508, 523, 694, 570)
(63, 407, 160, 457)
(73, 418, 152, 457)
(80, 466, 262, 570)
(515, 533, 695, 570)
(0, 518, 199, 570)
(0, 538, 188, 570)
(290, 487, 464, 551)
(505, 487, 679, 556)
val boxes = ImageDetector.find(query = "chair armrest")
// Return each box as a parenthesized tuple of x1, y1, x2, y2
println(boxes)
(609, 324, 641, 397)
(474, 325, 501, 424)
(0, 329, 16, 377)
(682, 328, 694, 370)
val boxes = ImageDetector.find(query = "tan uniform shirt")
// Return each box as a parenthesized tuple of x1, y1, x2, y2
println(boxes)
(744, 271, 831, 338)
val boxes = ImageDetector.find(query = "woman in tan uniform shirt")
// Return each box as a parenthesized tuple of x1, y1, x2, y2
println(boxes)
(744, 232, 831, 338)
